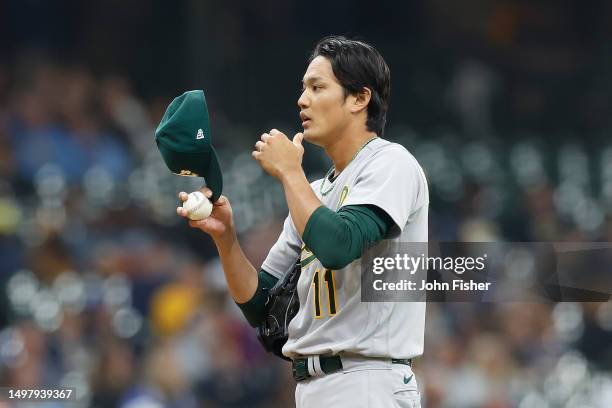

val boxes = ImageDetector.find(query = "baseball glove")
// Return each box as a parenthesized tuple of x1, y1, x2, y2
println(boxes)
(256, 260, 301, 361)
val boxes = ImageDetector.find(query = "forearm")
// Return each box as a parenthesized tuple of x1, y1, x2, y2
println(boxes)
(280, 169, 323, 236)
(214, 234, 259, 303)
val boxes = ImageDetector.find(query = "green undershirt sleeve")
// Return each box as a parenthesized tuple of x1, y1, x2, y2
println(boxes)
(235, 269, 279, 327)
(302, 204, 395, 270)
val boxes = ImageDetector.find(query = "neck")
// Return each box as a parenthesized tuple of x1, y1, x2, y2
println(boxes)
(324, 125, 378, 175)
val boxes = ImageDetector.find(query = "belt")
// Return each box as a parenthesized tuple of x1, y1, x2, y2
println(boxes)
(292, 355, 411, 382)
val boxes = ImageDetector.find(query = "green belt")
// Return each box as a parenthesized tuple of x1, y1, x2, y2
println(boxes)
(292, 356, 411, 382)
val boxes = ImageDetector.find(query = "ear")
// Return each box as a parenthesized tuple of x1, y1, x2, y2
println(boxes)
(350, 87, 371, 114)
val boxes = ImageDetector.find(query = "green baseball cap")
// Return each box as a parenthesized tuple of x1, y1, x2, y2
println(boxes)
(155, 90, 223, 202)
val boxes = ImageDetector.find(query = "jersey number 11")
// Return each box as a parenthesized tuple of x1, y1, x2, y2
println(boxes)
(312, 269, 338, 318)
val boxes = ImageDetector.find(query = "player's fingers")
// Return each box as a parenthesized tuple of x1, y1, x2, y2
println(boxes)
(178, 191, 188, 201)
(270, 129, 288, 140)
(260, 133, 271, 143)
(198, 187, 213, 199)
(177, 206, 188, 217)
(189, 219, 207, 229)
(255, 141, 265, 151)
(252, 150, 262, 161)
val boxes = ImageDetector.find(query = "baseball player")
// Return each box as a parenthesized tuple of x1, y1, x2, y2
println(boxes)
(177, 36, 428, 408)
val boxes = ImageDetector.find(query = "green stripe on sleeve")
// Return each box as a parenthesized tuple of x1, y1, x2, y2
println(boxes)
(302, 204, 394, 270)
(235, 269, 279, 327)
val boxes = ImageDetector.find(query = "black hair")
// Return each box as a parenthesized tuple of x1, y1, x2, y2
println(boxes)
(309, 35, 391, 136)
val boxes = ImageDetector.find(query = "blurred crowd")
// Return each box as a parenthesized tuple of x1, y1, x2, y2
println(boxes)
(0, 59, 296, 407)
(0, 44, 612, 408)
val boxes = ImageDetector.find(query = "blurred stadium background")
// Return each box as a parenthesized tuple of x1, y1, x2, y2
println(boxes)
(1, 0, 612, 407)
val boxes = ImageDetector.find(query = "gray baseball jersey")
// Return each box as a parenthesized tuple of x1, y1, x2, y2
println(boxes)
(262, 137, 429, 360)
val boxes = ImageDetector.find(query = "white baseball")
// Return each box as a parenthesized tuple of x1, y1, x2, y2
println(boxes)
(182, 191, 213, 220)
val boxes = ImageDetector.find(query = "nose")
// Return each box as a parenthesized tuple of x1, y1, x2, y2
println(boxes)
(297, 89, 309, 109)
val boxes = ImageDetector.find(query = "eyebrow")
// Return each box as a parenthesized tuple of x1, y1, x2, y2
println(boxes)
(302, 76, 324, 85)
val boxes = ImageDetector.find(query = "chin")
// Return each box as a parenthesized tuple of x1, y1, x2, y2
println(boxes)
(302, 128, 324, 146)
(302, 129, 314, 141)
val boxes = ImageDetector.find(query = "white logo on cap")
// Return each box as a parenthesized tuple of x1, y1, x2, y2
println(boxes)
(196, 129, 205, 139)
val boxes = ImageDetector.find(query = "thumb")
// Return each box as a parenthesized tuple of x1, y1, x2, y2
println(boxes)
(293, 132, 304, 147)
(213, 195, 228, 206)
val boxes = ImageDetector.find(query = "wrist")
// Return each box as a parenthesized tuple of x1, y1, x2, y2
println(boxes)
(281, 167, 305, 185)
(213, 227, 238, 252)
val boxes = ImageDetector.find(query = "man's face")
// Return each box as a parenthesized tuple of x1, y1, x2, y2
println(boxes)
(298, 56, 351, 145)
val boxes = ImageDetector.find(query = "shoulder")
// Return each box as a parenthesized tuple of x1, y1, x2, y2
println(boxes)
(377, 139, 417, 159)
(362, 139, 424, 173)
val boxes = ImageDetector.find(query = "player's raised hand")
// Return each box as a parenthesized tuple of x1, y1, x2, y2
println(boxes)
(252, 129, 304, 180)
(176, 187, 236, 243)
